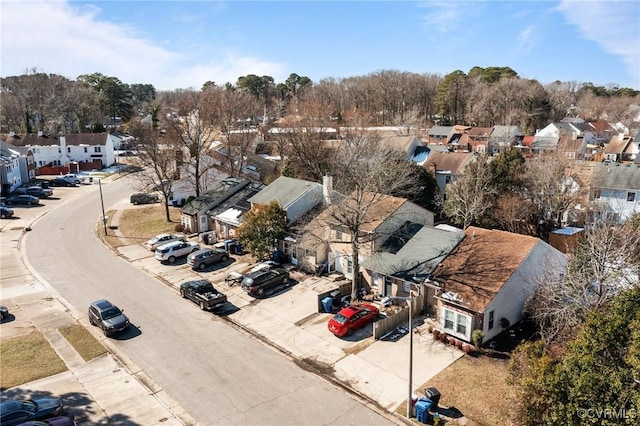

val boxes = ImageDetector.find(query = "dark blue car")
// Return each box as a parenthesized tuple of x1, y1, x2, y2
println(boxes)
(0, 398, 65, 426)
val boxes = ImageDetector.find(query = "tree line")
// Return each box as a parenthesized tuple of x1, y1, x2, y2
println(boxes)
(2, 66, 639, 136)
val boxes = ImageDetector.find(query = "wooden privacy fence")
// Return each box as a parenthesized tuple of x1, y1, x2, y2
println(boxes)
(373, 296, 424, 340)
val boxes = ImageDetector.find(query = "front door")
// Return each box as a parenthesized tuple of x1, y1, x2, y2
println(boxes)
(199, 214, 208, 232)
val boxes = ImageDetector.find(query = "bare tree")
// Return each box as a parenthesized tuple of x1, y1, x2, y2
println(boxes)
(442, 155, 496, 229)
(163, 90, 217, 197)
(321, 136, 422, 301)
(128, 116, 178, 222)
(521, 153, 587, 238)
(201, 87, 260, 177)
(526, 218, 640, 343)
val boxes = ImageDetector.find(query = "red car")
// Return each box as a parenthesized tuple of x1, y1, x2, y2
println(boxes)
(328, 303, 380, 337)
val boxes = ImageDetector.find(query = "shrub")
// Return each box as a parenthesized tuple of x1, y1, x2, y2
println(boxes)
(174, 223, 184, 232)
(432, 329, 440, 339)
(456, 340, 463, 349)
(472, 329, 484, 348)
(448, 337, 457, 346)
(439, 333, 448, 343)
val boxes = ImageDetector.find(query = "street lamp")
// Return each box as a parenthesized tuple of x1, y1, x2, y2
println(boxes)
(393, 286, 419, 418)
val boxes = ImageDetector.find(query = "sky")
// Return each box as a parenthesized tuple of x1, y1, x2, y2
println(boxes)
(1, 0, 639, 91)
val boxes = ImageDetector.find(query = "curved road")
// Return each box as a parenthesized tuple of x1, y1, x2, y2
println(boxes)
(24, 175, 394, 425)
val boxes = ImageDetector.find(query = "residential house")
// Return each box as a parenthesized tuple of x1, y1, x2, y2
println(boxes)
(423, 151, 475, 198)
(5, 132, 115, 172)
(209, 181, 266, 241)
(529, 135, 559, 155)
(590, 162, 640, 223)
(621, 129, 638, 162)
(0, 141, 23, 195)
(180, 177, 251, 233)
(247, 175, 326, 225)
(556, 135, 587, 160)
(431, 227, 567, 344)
(488, 125, 523, 154)
(604, 133, 632, 163)
(298, 192, 435, 278)
(1, 138, 35, 187)
(587, 120, 616, 146)
(427, 126, 453, 145)
(381, 135, 421, 161)
(360, 224, 464, 311)
(460, 127, 492, 154)
(446, 125, 472, 152)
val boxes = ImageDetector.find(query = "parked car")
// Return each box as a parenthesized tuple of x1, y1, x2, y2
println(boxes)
(88, 299, 130, 337)
(48, 178, 77, 187)
(17, 186, 53, 198)
(142, 233, 185, 251)
(0, 304, 9, 319)
(1, 205, 14, 218)
(59, 174, 80, 184)
(180, 279, 227, 310)
(130, 192, 160, 205)
(327, 304, 380, 337)
(16, 416, 77, 426)
(155, 241, 200, 264)
(248, 260, 280, 274)
(187, 248, 229, 270)
(5, 194, 39, 205)
(0, 398, 65, 426)
(241, 267, 290, 297)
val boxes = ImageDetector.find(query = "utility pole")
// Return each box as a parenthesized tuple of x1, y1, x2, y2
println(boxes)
(99, 179, 107, 235)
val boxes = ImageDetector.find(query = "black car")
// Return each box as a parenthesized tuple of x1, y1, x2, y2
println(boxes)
(0, 398, 64, 426)
(88, 299, 130, 337)
(187, 248, 229, 270)
(16, 416, 77, 426)
(5, 194, 39, 205)
(130, 193, 159, 205)
(48, 178, 76, 187)
(241, 267, 290, 297)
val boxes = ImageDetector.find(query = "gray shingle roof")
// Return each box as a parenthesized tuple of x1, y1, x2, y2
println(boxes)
(182, 178, 250, 215)
(591, 163, 640, 191)
(248, 176, 321, 208)
(361, 225, 464, 282)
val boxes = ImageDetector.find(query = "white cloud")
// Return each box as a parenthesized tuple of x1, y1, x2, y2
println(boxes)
(517, 25, 538, 53)
(0, 0, 286, 90)
(556, 0, 640, 87)
(418, 1, 463, 33)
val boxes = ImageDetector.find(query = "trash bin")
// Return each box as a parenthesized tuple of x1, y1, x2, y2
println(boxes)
(233, 243, 243, 254)
(321, 297, 334, 313)
(415, 398, 432, 424)
(424, 387, 441, 411)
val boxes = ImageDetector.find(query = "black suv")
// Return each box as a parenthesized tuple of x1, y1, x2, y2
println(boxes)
(241, 267, 290, 297)
(88, 299, 130, 337)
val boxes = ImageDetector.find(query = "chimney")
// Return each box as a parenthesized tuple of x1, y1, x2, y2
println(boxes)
(323, 175, 333, 205)
(9, 131, 15, 137)
(428, 162, 437, 174)
(37, 130, 43, 137)
(60, 136, 66, 151)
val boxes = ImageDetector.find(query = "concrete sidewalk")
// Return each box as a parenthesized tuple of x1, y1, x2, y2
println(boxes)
(0, 185, 196, 426)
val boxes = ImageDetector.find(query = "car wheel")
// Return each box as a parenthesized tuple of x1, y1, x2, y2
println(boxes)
(346, 328, 354, 337)
(283, 277, 289, 285)
(168, 256, 176, 264)
(199, 301, 206, 310)
(221, 255, 228, 262)
(198, 263, 206, 271)
(257, 287, 265, 297)
(89, 316, 95, 325)
(192, 248, 198, 253)
(180, 290, 186, 298)
(102, 326, 109, 337)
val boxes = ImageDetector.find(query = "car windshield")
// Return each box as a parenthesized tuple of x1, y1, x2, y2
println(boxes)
(332, 313, 348, 324)
(241, 277, 254, 286)
(101, 307, 122, 320)
(156, 246, 170, 253)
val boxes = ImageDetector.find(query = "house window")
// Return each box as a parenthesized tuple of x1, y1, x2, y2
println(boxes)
(84, 147, 88, 153)
(94, 147, 101, 153)
(627, 192, 636, 202)
(444, 310, 455, 330)
(58, 148, 61, 153)
(67, 147, 71, 153)
(371, 272, 379, 288)
(488, 310, 494, 330)
(593, 189, 601, 199)
(442, 307, 472, 341)
(445, 175, 451, 184)
(335, 227, 342, 241)
(346, 257, 353, 274)
(456, 315, 468, 335)
(403, 281, 411, 293)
